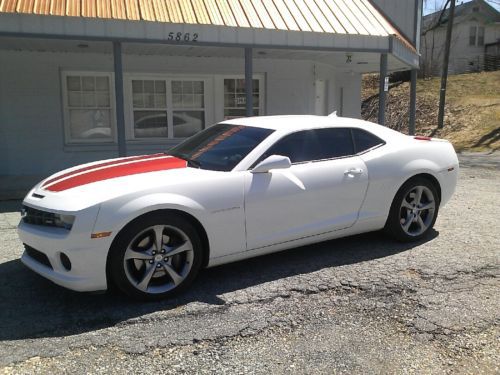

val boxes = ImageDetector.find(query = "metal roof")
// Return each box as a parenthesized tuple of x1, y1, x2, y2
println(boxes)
(0, 0, 399, 37)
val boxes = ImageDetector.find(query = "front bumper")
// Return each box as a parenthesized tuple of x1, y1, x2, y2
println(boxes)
(18, 212, 111, 292)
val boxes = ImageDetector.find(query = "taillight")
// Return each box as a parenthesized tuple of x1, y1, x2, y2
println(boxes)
(414, 136, 432, 141)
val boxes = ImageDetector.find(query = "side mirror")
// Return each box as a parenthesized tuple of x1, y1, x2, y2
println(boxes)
(252, 155, 291, 173)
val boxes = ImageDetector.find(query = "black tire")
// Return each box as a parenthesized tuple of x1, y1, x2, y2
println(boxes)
(384, 177, 440, 242)
(108, 212, 203, 301)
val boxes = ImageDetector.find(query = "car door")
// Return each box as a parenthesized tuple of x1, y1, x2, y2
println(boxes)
(244, 128, 369, 250)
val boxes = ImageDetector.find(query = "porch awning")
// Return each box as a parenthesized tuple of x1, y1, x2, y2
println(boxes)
(0, 0, 418, 68)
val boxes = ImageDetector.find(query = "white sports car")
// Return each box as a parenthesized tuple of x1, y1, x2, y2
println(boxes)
(18, 115, 459, 300)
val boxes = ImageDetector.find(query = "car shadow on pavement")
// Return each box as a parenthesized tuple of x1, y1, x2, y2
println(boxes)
(0, 230, 437, 341)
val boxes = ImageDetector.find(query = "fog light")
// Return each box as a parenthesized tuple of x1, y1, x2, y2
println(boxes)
(60, 252, 72, 271)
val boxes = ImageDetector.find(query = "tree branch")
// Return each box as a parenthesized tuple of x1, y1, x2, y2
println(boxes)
(423, 0, 452, 35)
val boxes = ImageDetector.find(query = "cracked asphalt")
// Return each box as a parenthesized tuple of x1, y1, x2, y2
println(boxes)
(0, 155, 498, 374)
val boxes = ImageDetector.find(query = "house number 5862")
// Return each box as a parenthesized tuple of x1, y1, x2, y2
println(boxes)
(167, 32, 199, 42)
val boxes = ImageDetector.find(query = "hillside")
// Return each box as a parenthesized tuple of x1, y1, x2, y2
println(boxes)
(361, 71, 500, 152)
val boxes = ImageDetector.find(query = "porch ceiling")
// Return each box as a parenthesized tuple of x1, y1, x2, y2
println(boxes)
(0, 36, 411, 73)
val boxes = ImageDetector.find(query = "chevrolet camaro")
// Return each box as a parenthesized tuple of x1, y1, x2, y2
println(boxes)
(18, 115, 459, 300)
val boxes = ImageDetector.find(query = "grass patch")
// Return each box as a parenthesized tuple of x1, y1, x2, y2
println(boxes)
(362, 71, 500, 152)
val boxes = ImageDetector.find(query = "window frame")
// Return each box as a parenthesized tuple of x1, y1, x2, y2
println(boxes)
(61, 71, 116, 145)
(124, 74, 213, 142)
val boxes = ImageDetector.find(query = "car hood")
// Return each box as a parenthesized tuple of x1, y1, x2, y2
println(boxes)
(24, 154, 222, 212)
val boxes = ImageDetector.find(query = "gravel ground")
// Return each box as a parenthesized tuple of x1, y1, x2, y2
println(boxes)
(0, 157, 498, 374)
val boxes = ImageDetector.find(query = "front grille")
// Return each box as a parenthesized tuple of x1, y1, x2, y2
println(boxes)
(22, 206, 57, 228)
(24, 245, 53, 269)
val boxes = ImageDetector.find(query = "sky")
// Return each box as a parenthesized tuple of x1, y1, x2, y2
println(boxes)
(423, 0, 500, 15)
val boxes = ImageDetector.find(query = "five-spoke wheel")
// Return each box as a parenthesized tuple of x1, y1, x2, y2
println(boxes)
(399, 185, 436, 237)
(109, 213, 202, 300)
(385, 177, 440, 242)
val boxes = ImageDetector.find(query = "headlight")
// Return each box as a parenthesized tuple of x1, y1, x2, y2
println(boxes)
(53, 214, 75, 230)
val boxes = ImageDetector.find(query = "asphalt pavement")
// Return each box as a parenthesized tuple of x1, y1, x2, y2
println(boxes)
(0, 155, 498, 374)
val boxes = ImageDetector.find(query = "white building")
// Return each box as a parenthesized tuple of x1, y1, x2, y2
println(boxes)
(0, 0, 422, 198)
(421, 0, 500, 76)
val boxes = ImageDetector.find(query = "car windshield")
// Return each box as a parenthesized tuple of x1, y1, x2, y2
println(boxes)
(167, 123, 274, 171)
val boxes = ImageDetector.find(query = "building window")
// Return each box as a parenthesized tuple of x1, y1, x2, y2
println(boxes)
(62, 72, 114, 143)
(172, 80, 205, 138)
(132, 80, 168, 138)
(478, 26, 485, 46)
(130, 78, 206, 139)
(469, 26, 485, 46)
(224, 78, 261, 119)
(469, 26, 477, 46)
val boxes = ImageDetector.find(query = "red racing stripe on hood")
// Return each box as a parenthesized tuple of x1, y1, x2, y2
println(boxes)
(45, 156, 187, 192)
(42, 153, 165, 187)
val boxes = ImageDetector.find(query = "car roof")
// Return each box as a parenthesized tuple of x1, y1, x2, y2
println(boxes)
(221, 115, 406, 140)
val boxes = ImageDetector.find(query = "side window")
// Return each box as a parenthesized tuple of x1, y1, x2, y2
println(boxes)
(258, 128, 356, 165)
(264, 131, 310, 163)
(311, 128, 354, 159)
(352, 128, 385, 153)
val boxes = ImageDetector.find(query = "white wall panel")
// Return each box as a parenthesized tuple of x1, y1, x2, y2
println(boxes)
(0, 50, 360, 180)
(371, 0, 418, 44)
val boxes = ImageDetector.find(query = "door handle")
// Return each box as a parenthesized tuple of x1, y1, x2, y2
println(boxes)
(344, 168, 364, 176)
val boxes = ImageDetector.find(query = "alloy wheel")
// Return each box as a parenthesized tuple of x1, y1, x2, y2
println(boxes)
(399, 185, 436, 237)
(123, 225, 194, 294)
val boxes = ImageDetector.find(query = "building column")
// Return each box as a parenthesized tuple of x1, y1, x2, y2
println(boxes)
(409, 69, 418, 135)
(244, 47, 253, 117)
(113, 41, 127, 157)
(378, 53, 388, 126)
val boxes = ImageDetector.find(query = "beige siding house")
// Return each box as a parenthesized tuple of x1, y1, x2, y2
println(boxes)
(421, 0, 500, 76)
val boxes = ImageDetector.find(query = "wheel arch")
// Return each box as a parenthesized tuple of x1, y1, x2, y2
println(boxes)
(398, 157, 444, 204)
(402, 173, 442, 203)
(383, 172, 442, 229)
(105, 208, 211, 288)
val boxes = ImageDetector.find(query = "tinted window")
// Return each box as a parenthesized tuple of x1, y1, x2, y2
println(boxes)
(168, 123, 274, 171)
(311, 128, 354, 159)
(259, 128, 355, 164)
(352, 128, 384, 153)
(263, 131, 310, 163)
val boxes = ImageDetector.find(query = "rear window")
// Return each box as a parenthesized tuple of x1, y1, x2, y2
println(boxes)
(352, 128, 385, 153)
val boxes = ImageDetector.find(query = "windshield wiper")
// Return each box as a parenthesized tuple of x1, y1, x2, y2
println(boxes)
(186, 158, 202, 168)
